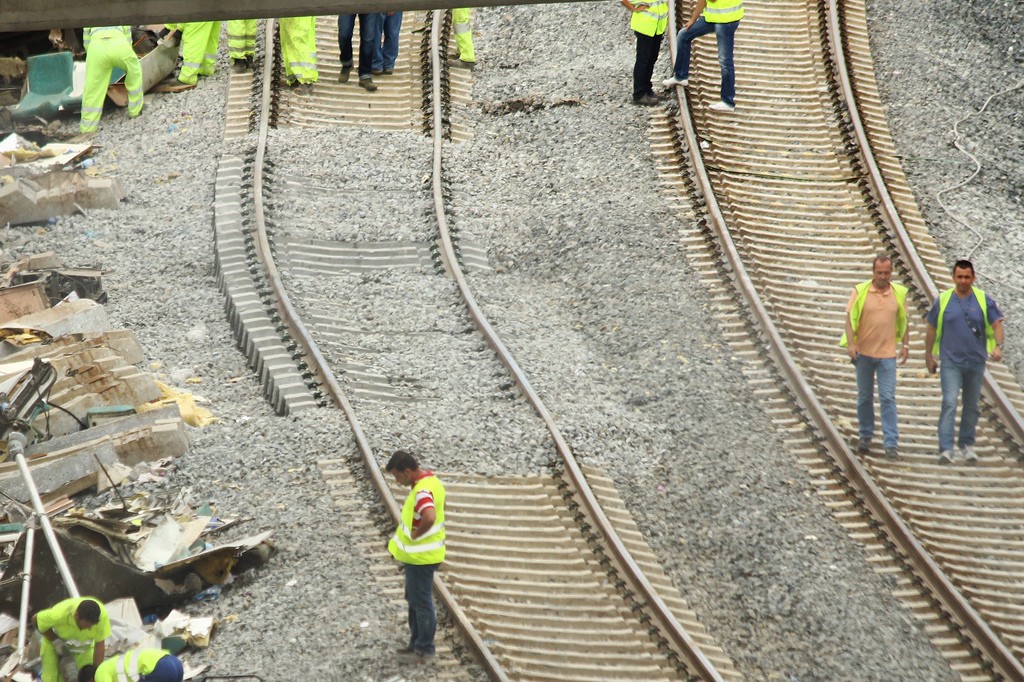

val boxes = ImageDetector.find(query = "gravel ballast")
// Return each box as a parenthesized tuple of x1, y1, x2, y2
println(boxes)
(7, 2, 1022, 679)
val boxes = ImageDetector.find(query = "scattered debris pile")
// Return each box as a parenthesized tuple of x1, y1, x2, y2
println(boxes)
(0, 252, 274, 679)
(0, 133, 123, 226)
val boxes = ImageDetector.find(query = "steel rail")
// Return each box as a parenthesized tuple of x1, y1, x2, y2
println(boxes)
(425, 15, 724, 682)
(666, 0, 1024, 678)
(824, 0, 1024, 451)
(250, 18, 507, 680)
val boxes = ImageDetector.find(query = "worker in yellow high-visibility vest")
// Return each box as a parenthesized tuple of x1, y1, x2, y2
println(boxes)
(80, 26, 143, 134)
(386, 450, 446, 665)
(620, 0, 667, 106)
(925, 259, 1005, 465)
(78, 648, 183, 682)
(663, 0, 743, 111)
(34, 597, 111, 682)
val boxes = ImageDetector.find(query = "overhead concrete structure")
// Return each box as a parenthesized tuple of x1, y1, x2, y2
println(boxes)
(0, 0, 577, 32)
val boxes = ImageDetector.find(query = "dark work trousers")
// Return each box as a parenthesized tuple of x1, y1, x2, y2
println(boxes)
(338, 14, 379, 78)
(404, 562, 439, 655)
(632, 30, 664, 100)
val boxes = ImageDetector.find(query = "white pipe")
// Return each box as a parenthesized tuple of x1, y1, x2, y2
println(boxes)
(15, 526, 34, 664)
(8, 432, 79, 597)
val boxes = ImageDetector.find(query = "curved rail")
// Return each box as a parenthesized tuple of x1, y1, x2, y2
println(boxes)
(421, 16, 724, 682)
(250, 11, 724, 681)
(665, 0, 1024, 678)
(253, 17, 508, 679)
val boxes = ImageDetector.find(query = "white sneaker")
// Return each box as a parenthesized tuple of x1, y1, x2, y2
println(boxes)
(937, 449, 954, 464)
(961, 445, 978, 463)
(663, 75, 688, 87)
(709, 101, 736, 112)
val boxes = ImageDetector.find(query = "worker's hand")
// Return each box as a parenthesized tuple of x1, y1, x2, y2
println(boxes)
(925, 355, 937, 375)
(898, 346, 909, 365)
(846, 345, 858, 362)
(991, 346, 1003, 362)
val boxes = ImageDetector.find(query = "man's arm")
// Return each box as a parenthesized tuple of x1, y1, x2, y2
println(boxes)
(925, 324, 938, 374)
(844, 312, 857, 361)
(991, 319, 1004, 362)
(33, 613, 57, 642)
(92, 640, 105, 667)
(412, 508, 435, 540)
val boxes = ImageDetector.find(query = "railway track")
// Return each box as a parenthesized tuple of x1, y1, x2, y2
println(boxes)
(655, 0, 1024, 679)
(212, 11, 740, 682)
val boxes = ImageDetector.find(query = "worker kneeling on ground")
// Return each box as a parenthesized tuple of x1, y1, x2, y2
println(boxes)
(34, 597, 111, 682)
(81, 26, 143, 134)
(77, 648, 184, 682)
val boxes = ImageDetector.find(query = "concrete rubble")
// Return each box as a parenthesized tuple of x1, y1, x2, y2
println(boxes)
(0, 252, 274, 680)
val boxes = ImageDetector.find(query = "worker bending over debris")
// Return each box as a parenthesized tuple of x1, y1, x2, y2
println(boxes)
(34, 597, 111, 682)
(77, 648, 184, 682)
(80, 26, 143, 134)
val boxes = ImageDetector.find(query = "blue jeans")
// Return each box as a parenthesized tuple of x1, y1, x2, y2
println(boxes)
(373, 12, 403, 71)
(855, 355, 898, 448)
(338, 14, 380, 78)
(404, 563, 439, 655)
(938, 360, 985, 452)
(671, 17, 739, 106)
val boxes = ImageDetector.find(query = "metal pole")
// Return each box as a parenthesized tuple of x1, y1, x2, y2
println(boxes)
(15, 526, 35, 664)
(8, 432, 79, 597)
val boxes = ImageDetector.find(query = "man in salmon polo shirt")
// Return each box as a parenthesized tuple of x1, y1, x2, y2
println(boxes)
(841, 254, 910, 459)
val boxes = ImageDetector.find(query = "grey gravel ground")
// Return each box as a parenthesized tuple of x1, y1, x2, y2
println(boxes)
(2, 1, 1021, 679)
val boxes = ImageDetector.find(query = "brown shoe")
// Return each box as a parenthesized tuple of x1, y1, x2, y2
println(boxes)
(633, 94, 659, 106)
(338, 64, 352, 83)
(358, 78, 377, 92)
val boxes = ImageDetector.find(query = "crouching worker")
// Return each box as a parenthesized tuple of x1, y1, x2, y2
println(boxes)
(34, 597, 111, 682)
(77, 648, 184, 682)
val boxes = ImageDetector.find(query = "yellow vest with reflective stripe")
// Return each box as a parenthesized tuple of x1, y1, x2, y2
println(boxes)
(389, 475, 446, 565)
(703, 0, 744, 23)
(631, 0, 668, 36)
(95, 648, 169, 682)
(839, 281, 908, 347)
(932, 287, 995, 355)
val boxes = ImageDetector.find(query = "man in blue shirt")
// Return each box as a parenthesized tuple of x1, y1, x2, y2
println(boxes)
(925, 260, 1005, 464)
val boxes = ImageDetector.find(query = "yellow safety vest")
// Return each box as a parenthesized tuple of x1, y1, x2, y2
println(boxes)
(96, 649, 169, 682)
(703, 0, 744, 24)
(839, 281, 908, 347)
(389, 475, 446, 565)
(932, 287, 995, 355)
(631, 0, 668, 36)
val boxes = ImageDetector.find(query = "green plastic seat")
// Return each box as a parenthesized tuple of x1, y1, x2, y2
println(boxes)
(9, 51, 76, 122)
